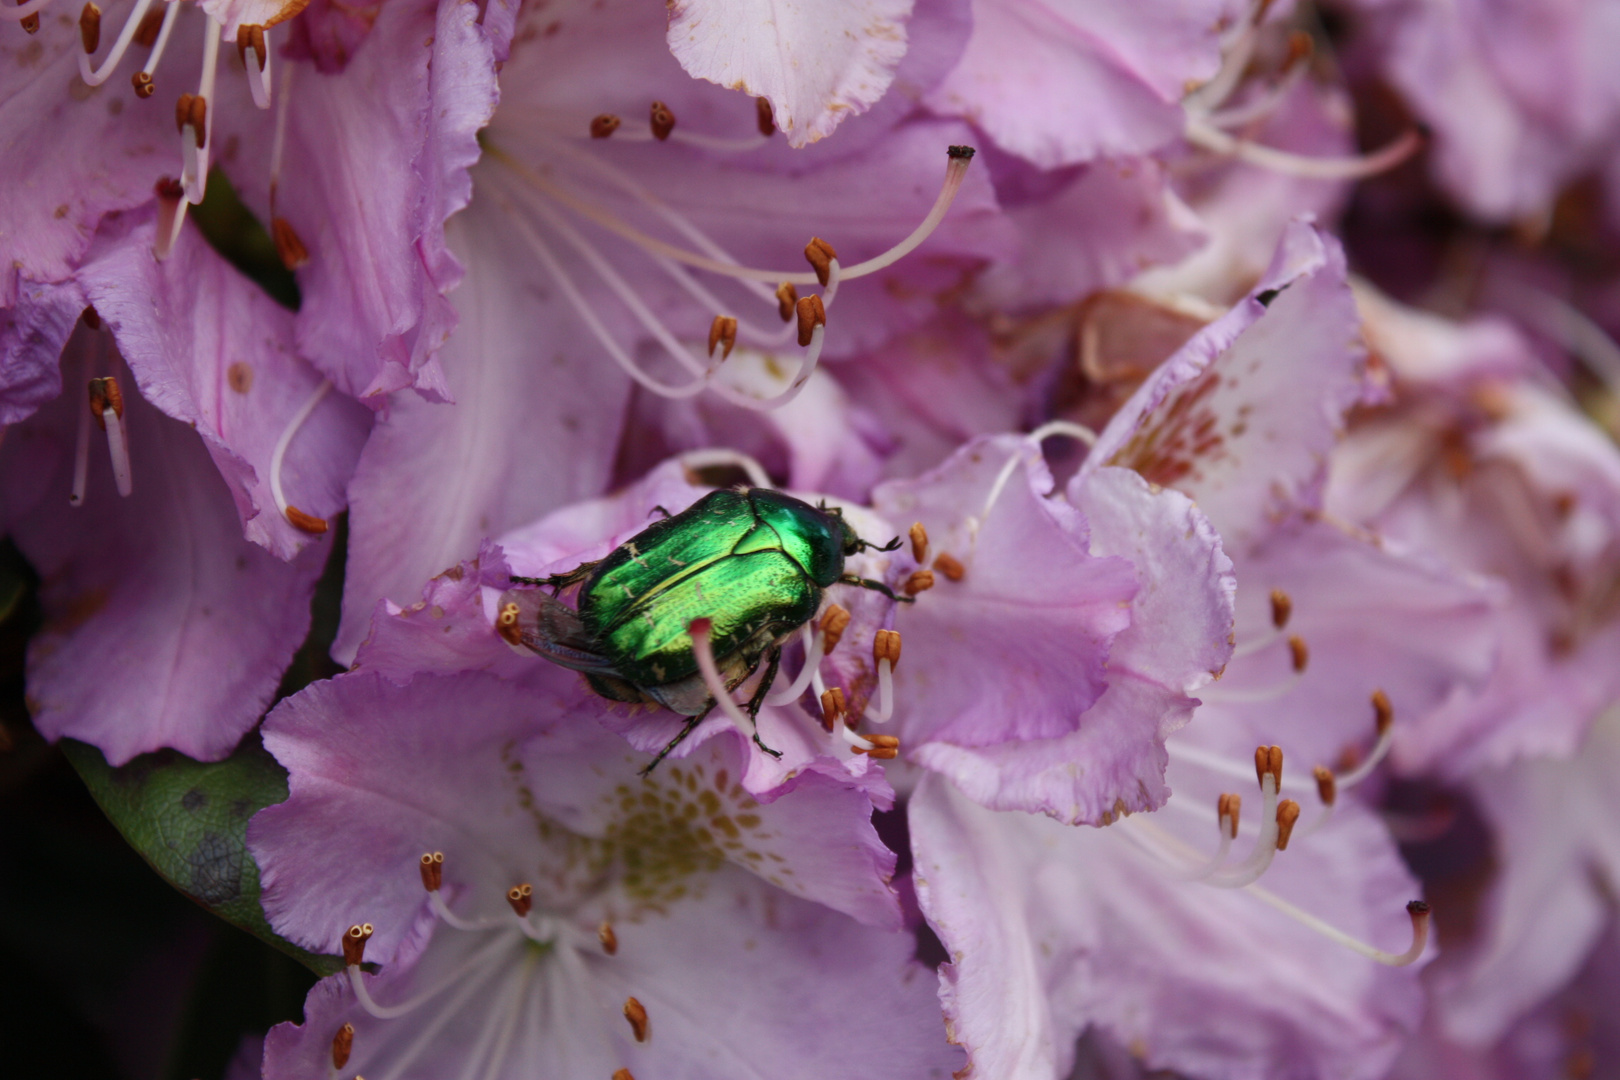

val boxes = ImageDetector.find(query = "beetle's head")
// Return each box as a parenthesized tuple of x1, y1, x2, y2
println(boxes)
(818, 502, 903, 557)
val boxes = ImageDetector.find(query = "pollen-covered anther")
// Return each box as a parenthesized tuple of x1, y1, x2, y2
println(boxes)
(1371, 688, 1393, 734)
(775, 282, 798, 323)
(270, 217, 309, 271)
(590, 113, 621, 139)
(903, 569, 935, 596)
(613, 1071, 636, 1080)
(342, 923, 374, 967)
(506, 883, 533, 917)
(795, 294, 826, 348)
(79, 3, 101, 54)
(285, 506, 328, 534)
(933, 551, 965, 581)
(804, 237, 839, 287)
(331, 1023, 355, 1069)
(87, 376, 124, 429)
(133, 7, 161, 45)
(1287, 634, 1308, 673)
(1269, 588, 1292, 630)
(819, 604, 851, 653)
(873, 629, 902, 669)
(419, 851, 444, 892)
(820, 686, 847, 732)
(598, 921, 618, 955)
(1254, 744, 1283, 787)
(1274, 799, 1302, 851)
(131, 71, 154, 97)
(236, 23, 266, 70)
(1313, 765, 1337, 807)
(908, 522, 929, 563)
(623, 996, 650, 1042)
(756, 96, 775, 136)
(175, 93, 208, 148)
(708, 315, 738, 360)
(649, 101, 675, 141)
(851, 733, 899, 759)
(1217, 792, 1241, 836)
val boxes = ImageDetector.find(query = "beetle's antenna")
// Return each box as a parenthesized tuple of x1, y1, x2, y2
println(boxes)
(839, 574, 915, 604)
(852, 535, 903, 554)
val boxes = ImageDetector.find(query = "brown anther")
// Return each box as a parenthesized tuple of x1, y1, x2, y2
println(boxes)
(623, 996, 649, 1042)
(590, 113, 621, 139)
(649, 101, 675, 141)
(613, 1071, 636, 1080)
(1253, 744, 1283, 787)
(795, 293, 826, 348)
(236, 23, 267, 70)
(331, 1023, 355, 1069)
(419, 851, 444, 892)
(1217, 792, 1241, 836)
(133, 7, 162, 46)
(1313, 765, 1337, 807)
(1407, 899, 1431, 919)
(597, 921, 618, 955)
(175, 93, 207, 147)
(496, 602, 524, 645)
(1285, 29, 1314, 66)
(1287, 634, 1308, 673)
(155, 176, 184, 201)
(18, 0, 37, 34)
(1269, 588, 1292, 630)
(1371, 688, 1393, 735)
(908, 522, 929, 563)
(132, 71, 155, 98)
(903, 569, 935, 596)
(82, 306, 101, 331)
(341, 923, 373, 967)
(285, 506, 329, 534)
(79, 3, 101, 54)
(506, 883, 533, 917)
(804, 237, 838, 287)
(270, 217, 310, 271)
(1274, 799, 1301, 851)
(818, 604, 850, 653)
(775, 282, 798, 322)
(707, 315, 738, 360)
(87, 376, 124, 430)
(852, 734, 900, 759)
(933, 551, 965, 582)
(819, 686, 846, 732)
(755, 96, 775, 136)
(873, 628, 901, 669)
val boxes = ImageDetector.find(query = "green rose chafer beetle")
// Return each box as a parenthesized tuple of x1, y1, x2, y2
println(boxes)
(496, 487, 906, 772)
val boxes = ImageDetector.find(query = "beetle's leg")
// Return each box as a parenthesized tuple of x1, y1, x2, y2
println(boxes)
(839, 574, 916, 604)
(510, 560, 600, 595)
(743, 646, 785, 759)
(648, 505, 673, 520)
(641, 705, 714, 777)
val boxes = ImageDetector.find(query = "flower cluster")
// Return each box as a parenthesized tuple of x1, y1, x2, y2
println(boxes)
(6, 0, 1620, 1078)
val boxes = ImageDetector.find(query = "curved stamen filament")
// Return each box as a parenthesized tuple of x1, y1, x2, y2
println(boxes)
(428, 888, 508, 932)
(706, 320, 824, 411)
(487, 143, 974, 286)
(1204, 62, 1307, 129)
(0, 0, 53, 20)
(70, 381, 93, 506)
(347, 932, 515, 1020)
(688, 618, 760, 743)
(1178, 795, 1240, 880)
(975, 420, 1100, 538)
(496, 194, 709, 399)
(78, 0, 157, 85)
(1185, 120, 1423, 180)
(179, 17, 222, 204)
(650, 253, 794, 347)
(138, 0, 180, 83)
(764, 625, 825, 706)
(1206, 772, 1281, 888)
(268, 377, 331, 529)
(1198, 668, 1303, 705)
(1244, 888, 1431, 966)
(1334, 694, 1395, 789)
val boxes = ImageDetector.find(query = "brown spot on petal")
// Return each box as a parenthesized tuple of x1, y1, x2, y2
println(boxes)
(226, 362, 253, 394)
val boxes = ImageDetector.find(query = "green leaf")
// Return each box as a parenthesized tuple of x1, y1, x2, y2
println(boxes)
(62, 736, 343, 976)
